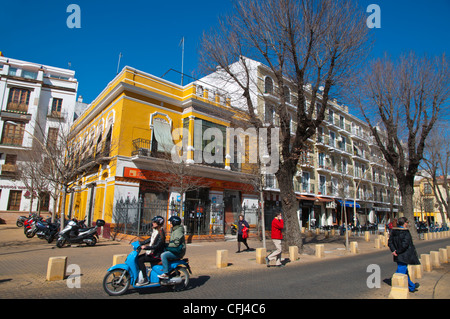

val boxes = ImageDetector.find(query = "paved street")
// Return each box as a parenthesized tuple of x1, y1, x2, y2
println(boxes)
(1, 225, 449, 302)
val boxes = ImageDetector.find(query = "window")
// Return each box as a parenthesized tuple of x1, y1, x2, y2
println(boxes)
(7, 190, 22, 211)
(1, 121, 25, 145)
(283, 86, 290, 103)
(264, 77, 273, 94)
(51, 98, 63, 117)
(318, 152, 325, 167)
(47, 127, 59, 149)
(7, 88, 31, 112)
(328, 109, 334, 124)
(301, 172, 310, 193)
(22, 70, 37, 80)
(264, 103, 274, 123)
(152, 119, 175, 154)
(423, 183, 432, 195)
(8, 67, 18, 76)
(329, 131, 335, 147)
(319, 175, 326, 195)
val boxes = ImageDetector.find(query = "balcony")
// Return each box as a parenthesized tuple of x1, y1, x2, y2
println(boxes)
(1, 163, 18, 176)
(7, 102, 29, 113)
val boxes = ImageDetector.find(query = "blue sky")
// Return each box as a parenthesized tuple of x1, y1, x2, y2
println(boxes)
(1, 0, 449, 104)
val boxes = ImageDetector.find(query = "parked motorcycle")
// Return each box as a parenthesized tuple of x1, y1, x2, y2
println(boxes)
(56, 219, 105, 248)
(103, 241, 192, 296)
(23, 215, 40, 238)
(35, 218, 60, 243)
(231, 222, 237, 235)
(16, 215, 29, 227)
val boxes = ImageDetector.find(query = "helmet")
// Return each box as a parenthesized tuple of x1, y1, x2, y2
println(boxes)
(168, 215, 182, 226)
(151, 215, 164, 226)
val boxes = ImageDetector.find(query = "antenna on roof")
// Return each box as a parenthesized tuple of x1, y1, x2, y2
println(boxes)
(179, 37, 185, 86)
(116, 52, 123, 75)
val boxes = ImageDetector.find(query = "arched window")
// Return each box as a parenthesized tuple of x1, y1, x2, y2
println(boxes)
(283, 86, 291, 103)
(264, 77, 273, 94)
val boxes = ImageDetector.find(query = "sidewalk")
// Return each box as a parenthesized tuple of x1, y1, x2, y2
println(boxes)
(0, 224, 449, 299)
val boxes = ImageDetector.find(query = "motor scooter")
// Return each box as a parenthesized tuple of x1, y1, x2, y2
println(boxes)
(56, 219, 104, 248)
(103, 241, 192, 296)
(35, 218, 60, 243)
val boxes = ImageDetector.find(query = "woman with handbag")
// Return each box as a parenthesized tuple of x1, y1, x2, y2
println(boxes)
(388, 217, 421, 292)
(236, 214, 251, 253)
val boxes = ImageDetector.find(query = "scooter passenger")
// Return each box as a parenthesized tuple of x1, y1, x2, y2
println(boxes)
(158, 215, 186, 280)
(136, 216, 166, 286)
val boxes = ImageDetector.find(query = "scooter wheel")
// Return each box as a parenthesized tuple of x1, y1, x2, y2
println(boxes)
(56, 238, 66, 248)
(171, 267, 190, 292)
(103, 269, 130, 296)
(26, 230, 35, 238)
(86, 236, 97, 246)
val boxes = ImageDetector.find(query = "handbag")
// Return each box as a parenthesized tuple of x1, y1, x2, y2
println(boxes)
(242, 226, 249, 239)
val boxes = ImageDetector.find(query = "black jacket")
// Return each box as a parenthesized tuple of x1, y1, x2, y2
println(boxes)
(388, 227, 420, 265)
(140, 229, 166, 258)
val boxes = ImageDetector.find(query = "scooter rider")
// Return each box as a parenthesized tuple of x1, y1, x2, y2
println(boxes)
(136, 216, 166, 286)
(158, 215, 186, 280)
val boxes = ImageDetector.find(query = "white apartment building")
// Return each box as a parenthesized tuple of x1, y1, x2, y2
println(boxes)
(0, 54, 78, 223)
(200, 57, 401, 229)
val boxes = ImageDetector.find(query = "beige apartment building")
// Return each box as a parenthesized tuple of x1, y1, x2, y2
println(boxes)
(200, 57, 401, 229)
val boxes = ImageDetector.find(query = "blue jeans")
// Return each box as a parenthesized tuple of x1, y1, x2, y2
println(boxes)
(160, 251, 178, 274)
(396, 262, 416, 292)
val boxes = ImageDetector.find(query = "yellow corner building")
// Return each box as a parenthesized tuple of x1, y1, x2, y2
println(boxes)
(65, 67, 259, 239)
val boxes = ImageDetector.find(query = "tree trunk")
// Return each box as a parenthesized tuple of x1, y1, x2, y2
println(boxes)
(276, 166, 302, 251)
(400, 181, 419, 241)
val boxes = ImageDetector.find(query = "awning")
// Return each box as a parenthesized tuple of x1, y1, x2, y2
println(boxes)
(336, 200, 360, 208)
(317, 197, 334, 202)
(296, 195, 317, 201)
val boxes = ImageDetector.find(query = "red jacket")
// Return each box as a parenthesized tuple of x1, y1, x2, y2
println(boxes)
(271, 217, 284, 240)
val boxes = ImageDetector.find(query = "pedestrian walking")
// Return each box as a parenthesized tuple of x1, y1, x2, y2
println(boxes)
(236, 214, 251, 253)
(266, 211, 284, 267)
(388, 217, 420, 292)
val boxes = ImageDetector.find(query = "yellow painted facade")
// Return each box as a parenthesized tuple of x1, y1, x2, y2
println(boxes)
(64, 67, 257, 237)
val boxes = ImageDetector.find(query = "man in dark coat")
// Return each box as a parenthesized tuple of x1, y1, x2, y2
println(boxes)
(388, 217, 420, 292)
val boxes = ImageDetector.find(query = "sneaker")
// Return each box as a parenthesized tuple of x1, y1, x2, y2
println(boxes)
(158, 273, 169, 279)
(135, 280, 149, 286)
(265, 257, 270, 267)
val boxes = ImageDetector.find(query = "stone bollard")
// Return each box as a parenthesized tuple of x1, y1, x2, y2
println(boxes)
(447, 246, 450, 261)
(407, 265, 416, 283)
(301, 227, 306, 234)
(439, 248, 448, 264)
(46, 256, 67, 281)
(430, 251, 441, 268)
(216, 250, 228, 268)
(412, 264, 423, 279)
(389, 273, 409, 299)
(289, 246, 299, 261)
(315, 228, 321, 235)
(315, 244, 324, 258)
(365, 231, 370, 242)
(374, 238, 381, 249)
(113, 254, 127, 266)
(424, 233, 429, 240)
(350, 241, 358, 254)
(256, 248, 267, 265)
(379, 235, 386, 247)
(421, 254, 432, 272)
(331, 229, 336, 236)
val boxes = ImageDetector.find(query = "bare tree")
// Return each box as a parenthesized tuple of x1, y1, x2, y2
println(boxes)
(355, 52, 450, 240)
(421, 121, 450, 222)
(199, 0, 370, 249)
